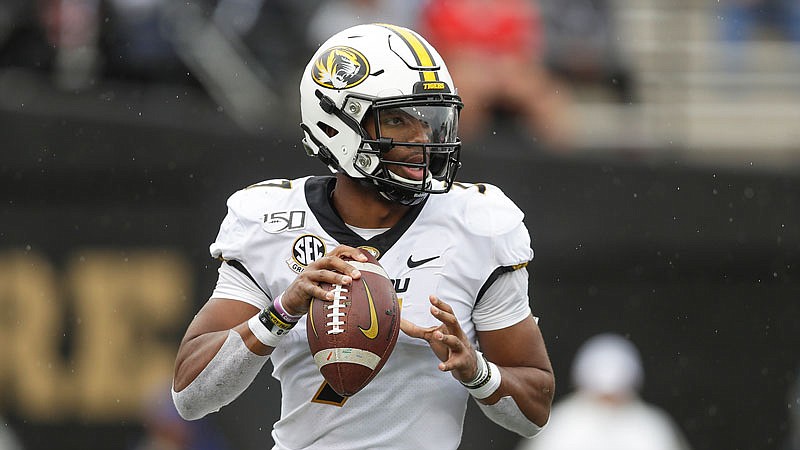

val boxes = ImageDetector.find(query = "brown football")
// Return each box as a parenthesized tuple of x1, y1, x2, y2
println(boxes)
(306, 248, 400, 397)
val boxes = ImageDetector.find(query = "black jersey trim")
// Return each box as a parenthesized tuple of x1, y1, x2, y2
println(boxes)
(225, 259, 271, 300)
(304, 176, 427, 257)
(475, 262, 530, 306)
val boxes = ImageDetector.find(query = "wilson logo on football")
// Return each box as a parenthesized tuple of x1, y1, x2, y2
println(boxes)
(311, 46, 370, 89)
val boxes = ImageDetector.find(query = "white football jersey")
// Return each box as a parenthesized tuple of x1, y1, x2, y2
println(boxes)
(209, 175, 534, 450)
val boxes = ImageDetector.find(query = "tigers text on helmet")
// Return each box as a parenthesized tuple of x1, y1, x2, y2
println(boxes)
(299, 23, 463, 206)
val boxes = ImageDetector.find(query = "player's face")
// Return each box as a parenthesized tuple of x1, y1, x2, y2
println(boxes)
(364, 105, 459, 181)
(364, 107, 432, 181)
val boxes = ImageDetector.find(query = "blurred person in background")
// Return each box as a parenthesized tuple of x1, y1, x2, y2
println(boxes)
(35, 0, 101, 90)
(100, 0, 188, 83)
(517, 333, 691, 450)
(0, 418, 23, 450)
(131, 383, 229, 450)
(718, 0, 800, 71)
(0, 0, 100, 89)
(538, 0, 638, 104)
(419, 0, 573, 151)
(719, 0, 800, 44)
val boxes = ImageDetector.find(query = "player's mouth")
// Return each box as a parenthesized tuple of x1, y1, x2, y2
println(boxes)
(389, 156, 426, 181)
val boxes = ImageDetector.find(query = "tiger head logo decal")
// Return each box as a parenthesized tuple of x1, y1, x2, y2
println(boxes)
(311, 46, 370, 90)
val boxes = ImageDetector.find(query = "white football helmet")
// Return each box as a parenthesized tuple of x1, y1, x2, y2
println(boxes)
(300, 23, 463, 205)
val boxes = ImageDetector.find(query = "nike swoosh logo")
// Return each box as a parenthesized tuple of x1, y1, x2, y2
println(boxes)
(407, 255, 440, 268)
(359, 280, 379, 339)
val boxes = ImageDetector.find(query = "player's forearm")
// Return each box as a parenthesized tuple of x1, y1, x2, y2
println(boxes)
(482, 365, 554, 426)
(174, 322, 276, 390)
(173, 329, 232, 391)
(172, 329, 269, 420)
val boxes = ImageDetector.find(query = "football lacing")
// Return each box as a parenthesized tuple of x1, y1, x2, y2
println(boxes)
(326, 285, 347, 334)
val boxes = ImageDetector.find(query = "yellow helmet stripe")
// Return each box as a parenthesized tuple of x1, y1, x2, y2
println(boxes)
(377, 24, 439, 82)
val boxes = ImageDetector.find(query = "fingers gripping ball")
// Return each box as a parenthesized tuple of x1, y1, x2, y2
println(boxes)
(307, 249, 400, 397)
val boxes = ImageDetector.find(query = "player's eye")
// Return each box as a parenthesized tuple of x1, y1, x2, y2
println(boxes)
(383, 118, 401, 127)
(380, 114, 407, 127)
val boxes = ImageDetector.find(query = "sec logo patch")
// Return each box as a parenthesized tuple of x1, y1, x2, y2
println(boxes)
(286, 234, 326, 274)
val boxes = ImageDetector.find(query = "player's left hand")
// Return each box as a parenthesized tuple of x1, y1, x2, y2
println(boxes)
(400, 295, 478, 384)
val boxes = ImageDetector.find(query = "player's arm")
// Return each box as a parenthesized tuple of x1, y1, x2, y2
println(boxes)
(402, 296, 552, 436)
(171, 296, 271, 421)
(172, 245, 366, 420)
(172, 298, 265, 392)
(476, 315, 554, 427)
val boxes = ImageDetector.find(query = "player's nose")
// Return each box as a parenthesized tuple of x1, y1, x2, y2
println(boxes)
(406, 122, 432, 144)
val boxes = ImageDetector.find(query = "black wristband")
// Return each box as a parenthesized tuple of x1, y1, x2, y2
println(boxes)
(258, 304, 296, 336)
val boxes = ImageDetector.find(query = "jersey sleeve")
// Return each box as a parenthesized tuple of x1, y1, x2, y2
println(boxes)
(463, 183, 535, 330)
(209, 190, 248, 262)
(208, 188, 274, 302)
(210, 261, 270, 310)
(472, 268, 532, 331)
(464, 183, 533, 267)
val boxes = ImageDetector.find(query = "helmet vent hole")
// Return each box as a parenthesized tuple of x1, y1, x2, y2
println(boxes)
(317, 122, 339, 138)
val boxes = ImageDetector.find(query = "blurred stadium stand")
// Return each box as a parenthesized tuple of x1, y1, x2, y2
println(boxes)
(568, 0, 800, 169)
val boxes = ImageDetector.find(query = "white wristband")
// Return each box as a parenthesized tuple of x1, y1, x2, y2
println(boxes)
(248, 313, 284, 348)
(468, 360, 502, 399)
(463, 350, 489, 386)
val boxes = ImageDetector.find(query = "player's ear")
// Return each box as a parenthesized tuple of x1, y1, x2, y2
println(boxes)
(318, 122, 339, 138)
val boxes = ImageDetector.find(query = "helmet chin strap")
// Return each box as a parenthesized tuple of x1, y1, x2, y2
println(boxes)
(378, 188, 429, 206)
(370, 155, 432, 206)
(350, 172, 429, 206)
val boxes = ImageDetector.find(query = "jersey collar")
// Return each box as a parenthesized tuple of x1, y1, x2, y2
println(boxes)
(305, 176, 427, 257)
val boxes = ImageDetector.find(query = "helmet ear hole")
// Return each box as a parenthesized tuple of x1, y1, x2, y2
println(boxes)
(316, 121, 339, 138)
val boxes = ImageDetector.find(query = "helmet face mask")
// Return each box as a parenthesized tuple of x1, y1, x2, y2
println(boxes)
(358, 96, 462, 199)
(300, 24, 463, 205)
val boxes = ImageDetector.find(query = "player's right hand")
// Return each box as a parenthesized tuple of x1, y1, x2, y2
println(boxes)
(280, 245, 367, 316)
(401, 295, 479, 384)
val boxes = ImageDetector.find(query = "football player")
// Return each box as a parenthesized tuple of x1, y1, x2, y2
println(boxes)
(172, 23, 555, 449)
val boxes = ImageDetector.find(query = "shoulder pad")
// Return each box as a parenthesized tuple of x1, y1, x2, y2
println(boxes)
(463, 183, 525, 237)
(210, 177, 307, 260)
(226, 177, 303, 218)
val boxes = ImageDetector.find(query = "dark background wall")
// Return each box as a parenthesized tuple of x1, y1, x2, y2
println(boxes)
(2, 108, 798, 450)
